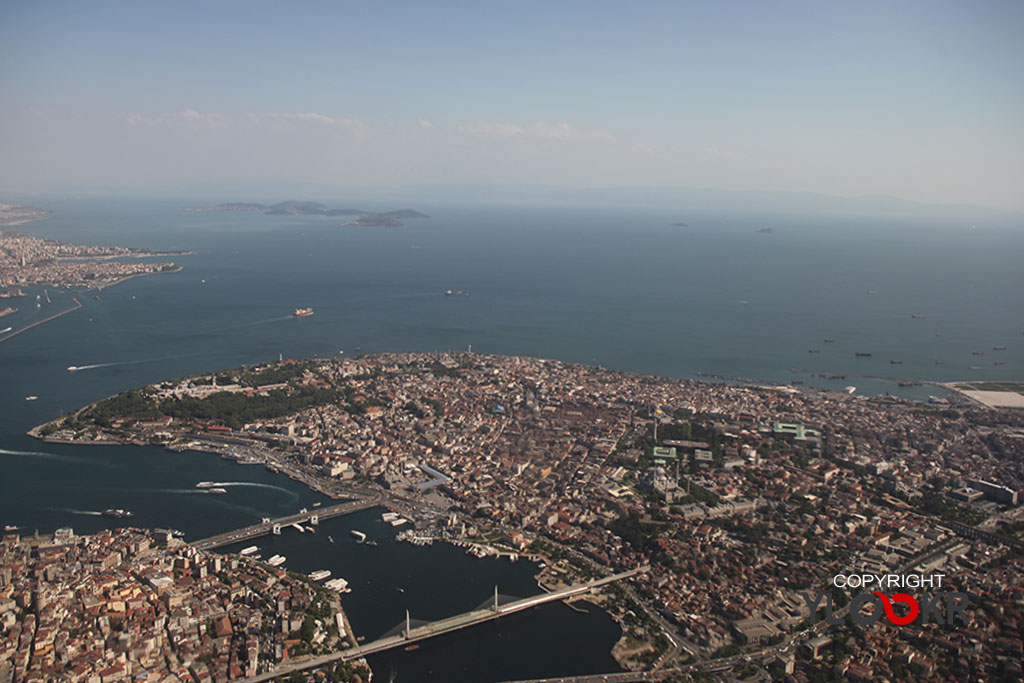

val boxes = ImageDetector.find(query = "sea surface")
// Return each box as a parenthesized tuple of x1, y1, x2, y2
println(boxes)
(1, 198, 1022, 680)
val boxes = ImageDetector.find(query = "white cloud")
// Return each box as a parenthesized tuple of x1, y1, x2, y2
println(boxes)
(456, 120, 616, 143)
(418, 119, 434, 129)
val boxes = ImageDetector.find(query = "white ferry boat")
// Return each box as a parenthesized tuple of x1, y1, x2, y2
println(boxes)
(390, 518, 408, 528)
(350, 530, 367, 542)
(309, 570, 332, 581)
(267, 554, 286, 567)
(240, 546, 259, 556)
(381, 512, 399, 522)
(324, 578, 350, 593)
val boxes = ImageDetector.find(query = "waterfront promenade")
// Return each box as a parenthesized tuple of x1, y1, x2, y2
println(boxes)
(239, 569, 641, 682)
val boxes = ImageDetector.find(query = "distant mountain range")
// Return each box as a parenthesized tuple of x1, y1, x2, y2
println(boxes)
(187, 201, 429, 226)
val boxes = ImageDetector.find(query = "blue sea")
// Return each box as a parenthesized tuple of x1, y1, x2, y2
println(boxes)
(1, 197, 1022, 681)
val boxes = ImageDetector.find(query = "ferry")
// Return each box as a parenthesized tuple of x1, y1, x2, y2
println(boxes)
(195, 482, 217, 488)
(390, 518, 409, 528)
(206, 488, 228, 494)
(266, 554, 286, 567)
(0, 327, 11, 334)
(102, 509, 134, 519)
(294, 307, 314, 317)
(381, 512, 399, 522)
(67, 366, 81, 372)
(240, 546, 259, 556)
(309, 570, 332, 581)
(351, 530, 367, 542)
(4, 525, 18, 532)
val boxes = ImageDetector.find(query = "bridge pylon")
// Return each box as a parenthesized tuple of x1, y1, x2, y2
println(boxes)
(272, 524, 281, 535)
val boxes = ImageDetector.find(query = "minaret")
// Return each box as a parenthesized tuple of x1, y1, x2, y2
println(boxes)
(405, 610, 411, 639)
(493, 585, 499, 612)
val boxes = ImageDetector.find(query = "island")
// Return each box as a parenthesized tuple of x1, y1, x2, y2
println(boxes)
(187, 201, 430, 227)
(27, 351, 1024, 679)
(0, 526, 370, 682)
(0, 204, 52, 227)
(0, 230, 190, 291)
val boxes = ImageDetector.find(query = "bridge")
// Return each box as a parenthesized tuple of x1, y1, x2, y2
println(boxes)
(190, 494, 383, 551)
(239, 569, 642, 682)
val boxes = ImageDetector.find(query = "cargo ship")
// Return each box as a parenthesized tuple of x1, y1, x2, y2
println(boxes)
(294, 307, 314, 317)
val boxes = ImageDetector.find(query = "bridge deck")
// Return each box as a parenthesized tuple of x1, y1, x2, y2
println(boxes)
(239, 569, 640, 682)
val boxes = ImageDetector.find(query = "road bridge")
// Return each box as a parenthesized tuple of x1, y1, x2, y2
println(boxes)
(239, 569, 641, 682)
(190, 494, 383, 551)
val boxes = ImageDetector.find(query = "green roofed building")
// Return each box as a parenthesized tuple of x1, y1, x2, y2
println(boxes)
(652, 446, 677, 464)
(773, 422, 821, 441)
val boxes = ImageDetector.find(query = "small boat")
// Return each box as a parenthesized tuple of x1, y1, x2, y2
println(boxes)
(67, 366, 80, 372)
(808, 349, 820, 353)
(404, 644, 420, 652)
(195, 482, 217, 488)
(855, 352, 871, 357)
(911, 314, 926, 319)
(351, 530, 367, 542)
(328, 535, 335, 543)
(267, 554, 286, 567)
(0, 327, 11, 334)
(3, 525, 18, 532)
(206, 488, 228, 494)
(24, 396, 38, 401)
(310, 570, 332, 581)
(240, 546, 259, 556)
(294, 307, 314, 317)
(824, 338, 835, 343)
(890, 360, 903, 365)
(993, 346, 1006, 351)
(102, 509, 133, 519)
(972, 351, 984, 356)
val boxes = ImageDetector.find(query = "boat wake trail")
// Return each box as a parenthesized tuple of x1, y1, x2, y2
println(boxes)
(67, 352, 199, 372)
(0, 447, 80, 465)
(203, 482, 299, 500)
(199, 315, 295, 335)
(49, 507, 103, 517)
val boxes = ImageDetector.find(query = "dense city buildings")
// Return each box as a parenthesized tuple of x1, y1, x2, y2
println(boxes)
(22, 352, 1024, 680)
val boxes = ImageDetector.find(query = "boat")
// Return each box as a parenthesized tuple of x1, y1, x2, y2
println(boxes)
(404, 644, 420, 652)
(844, 386, 857, 394)
(294, 307, 314, 317)
(328, 535, 335, 543)
(325, 577, 350, 593)
(993, 346, 1006, 351)
(4, 525, 18, 532)
(972, 351, 984, 356)
(309, 570, 332, 581)
(24, 396, 37, 401)
(0, 327, 11, 334)
(390, 518, 408, 528)
(240, 546, 259, 556)
(824, 338, 836, 343)
(366, 540, 378, 547)
(267, 554, 286, 567)
(855, 352, 872, 357)
(808, 349, 820, 353)
(206, 487, 228, 494)
(381, 512, 399, 522)
(66, 366, 80, 372)
(351, 530, 367, 542)
(890, 360, 903, 365)
(195, 481, 217, 488)
(911, 314, 926, 319)
(102, 509, 134, 519)
(867, 290, 878, 294)
(444, 290, 469, 296)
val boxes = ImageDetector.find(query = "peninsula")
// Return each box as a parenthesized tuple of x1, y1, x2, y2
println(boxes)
(0, 230, 189, 291)
(0, 204, 52, 227)
(187, 201, 429, 227)
(29, 352, 1024, 679)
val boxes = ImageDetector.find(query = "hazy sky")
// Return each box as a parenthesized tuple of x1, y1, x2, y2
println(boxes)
(1, 1, 1022, 209)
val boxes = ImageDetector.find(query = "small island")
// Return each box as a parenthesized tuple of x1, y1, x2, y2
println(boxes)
(188, 200, 430, 227)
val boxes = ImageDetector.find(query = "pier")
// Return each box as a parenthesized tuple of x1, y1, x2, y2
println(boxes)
(190, 494, 383, 550)
(239, 569, 642, 682)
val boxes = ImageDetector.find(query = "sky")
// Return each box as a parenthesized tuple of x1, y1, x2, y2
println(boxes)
(1, 1, 1022, 210)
